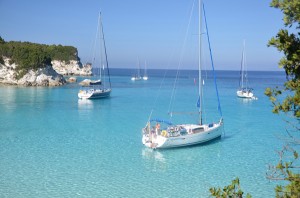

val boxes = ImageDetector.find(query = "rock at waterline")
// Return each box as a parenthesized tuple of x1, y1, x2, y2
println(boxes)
(67, 77, 77, 83)
(0, 58, 66, 86)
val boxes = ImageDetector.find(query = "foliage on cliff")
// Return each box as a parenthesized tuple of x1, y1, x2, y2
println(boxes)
(264, 0, 300, 197)
(265, 0, 300, 117)
(0, 36, 79, 74)
(210, 0, 300, 197)
(209, 178, 252, 198)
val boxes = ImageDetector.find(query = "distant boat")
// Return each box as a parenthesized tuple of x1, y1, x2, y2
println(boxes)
(236, 41, 257, 100)
(78, 12, 111, 99)
(143, 60, 148, 80)
(131, 58, 142, 81)
(142, 0, 223, 149)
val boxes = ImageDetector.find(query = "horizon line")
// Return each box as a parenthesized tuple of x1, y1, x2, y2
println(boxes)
(106, 67, 284, 72)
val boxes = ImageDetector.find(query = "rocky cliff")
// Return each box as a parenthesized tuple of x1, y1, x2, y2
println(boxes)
(0, 57, 93, 86)
(0, 38, 92, 86)
(0, 57, 66, 86)
(51, 60, 92, 76)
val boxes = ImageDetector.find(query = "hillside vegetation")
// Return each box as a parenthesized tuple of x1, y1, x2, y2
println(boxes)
(0, 36, 79, 74)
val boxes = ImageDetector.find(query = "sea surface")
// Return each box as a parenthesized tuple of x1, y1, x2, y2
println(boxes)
(0, 69, 289, 197)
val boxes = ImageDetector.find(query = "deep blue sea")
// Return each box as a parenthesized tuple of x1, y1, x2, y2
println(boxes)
(0, 69, 289, 197)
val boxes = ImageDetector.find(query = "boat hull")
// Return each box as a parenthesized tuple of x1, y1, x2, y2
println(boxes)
(131, 77, 142, 81)
(78, 88, 111, 99)
(236, 90, 254, 98)
(142, 122, 222, 149)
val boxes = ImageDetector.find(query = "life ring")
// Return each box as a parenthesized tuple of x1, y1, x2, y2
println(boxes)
(161, 130, 167, 137)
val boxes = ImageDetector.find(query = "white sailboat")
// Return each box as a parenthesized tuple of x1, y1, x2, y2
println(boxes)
(142, 0, 223, 149)
(131, 58, 142, 81)
(236, 41, 257, 99)
(78, 12, 112, 99)
(143, 60, 148, 80)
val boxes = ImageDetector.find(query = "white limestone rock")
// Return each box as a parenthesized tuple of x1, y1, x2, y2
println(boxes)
(79, 79, 91, 86)
(0, 57, 66, 86)
(51, 60, 92, 76)
(67, 77, 77, 83)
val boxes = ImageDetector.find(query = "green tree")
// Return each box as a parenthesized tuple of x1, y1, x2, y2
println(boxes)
(0, 38, 79, 78)
(265, 0, 300, 117)
(0, 36, 5, 44)
(209, 178, 252, 198)
(210, 0, 300, 197)
(265, 0, 300, 197)
(0, 36, 5, 64)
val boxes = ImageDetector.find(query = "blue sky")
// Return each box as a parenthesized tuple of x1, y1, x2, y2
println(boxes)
(0, 0, 284, 71)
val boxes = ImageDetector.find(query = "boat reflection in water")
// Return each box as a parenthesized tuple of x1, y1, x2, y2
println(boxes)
(142, 148, 165, 162)
(78, 98, 94, 110)
(141, 148, 168, 171)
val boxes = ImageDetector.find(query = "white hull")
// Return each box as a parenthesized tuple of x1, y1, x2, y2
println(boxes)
(131, 77, 142, 81)
(236, 89, 257, 99)
(143, 76, 148, 80)
(142, 121, 222, 149)
(236, 90, 253, 98)
(78, 88, 111, 99)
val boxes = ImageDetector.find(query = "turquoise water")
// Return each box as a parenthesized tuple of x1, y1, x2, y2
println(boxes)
(0, 69, 287, 197)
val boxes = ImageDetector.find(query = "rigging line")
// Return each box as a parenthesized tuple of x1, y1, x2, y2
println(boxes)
(147, 2, 189, 122)
(167, 0, 196, 114)
(100, 15, 103, 82)
(147, 40, 175, 122)
(93, 13, 101, 76)
(203, 3, 222, 117)
(147, 56, 172, 123)
(147, 9, 192, 123)
(239, 42, 244, 88)
(87, 14, 99, 66)
(100, 12, 112, 89)
(244, 41, 249, 89)
(168, 111, 199, 115)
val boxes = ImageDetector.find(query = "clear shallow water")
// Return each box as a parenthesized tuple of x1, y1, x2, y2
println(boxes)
(0, 69, 287, 197)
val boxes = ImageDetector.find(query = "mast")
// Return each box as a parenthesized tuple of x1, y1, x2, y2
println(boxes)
(138, 57, 141, 78)
(241, 40, 245, 89)
(144, 60, 147, 76)
(92, 13, 102, 81)
(98, 13, 102, 81)
(244, 40, 248, 89)
(198, 0, 203, 125)
(100, 12, 112, 89)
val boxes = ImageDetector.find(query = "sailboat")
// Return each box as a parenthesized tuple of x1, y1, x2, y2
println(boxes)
(143, 60, 148, 80)
(142, 0, 223, 149)
(236, 41, 257, 99)
(78, 12, 112, 99)
(131, 58, 142, 81)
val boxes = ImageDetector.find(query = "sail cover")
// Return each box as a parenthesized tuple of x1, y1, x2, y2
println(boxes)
(150, 118, 172, 125)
